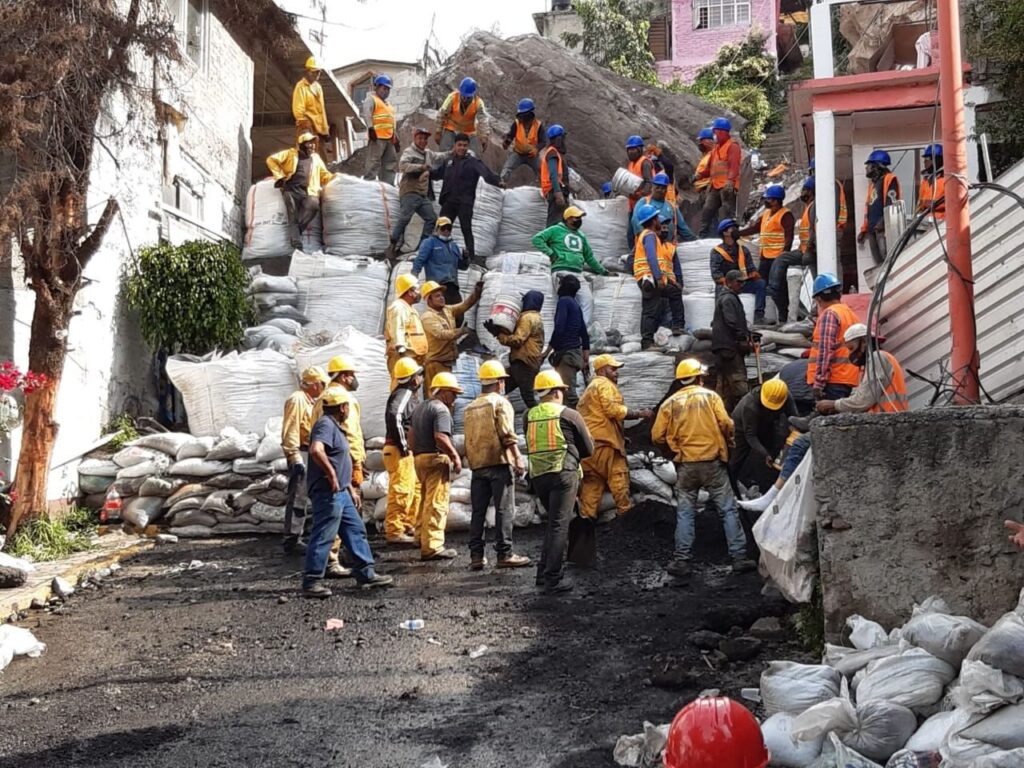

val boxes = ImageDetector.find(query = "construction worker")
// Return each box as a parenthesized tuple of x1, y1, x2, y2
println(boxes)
(302, 386, 392, 598)
(436, 77, 491, 155)
(491, 290, 546, 409)
(577, 355, 653, 520)
(694, 127, 715, 216)
(385, 273, 427, 389)
(663, 697, 770, 768)
(323, 357, 366, 487)
(420, 278, 484, 390)
(388, 127, 448, 260)
(600, 182, 613, 199)
(807, 273, 860, 401)
(653, 359, 753, 578)
(281, 366, 329, 554)
(539, 124, 570, 227)
(778, 358, 815, 415)
(410, 372, 464, 560)
(463, 361, 531, 571)
(761, 176, 816, 324)
(808, 157, 849, 239)
(739, 184, 794, 324)
(624, 134, 655, 245)
(382, 357, 424, 545)
(291, 56, 331, 152)
(544, 274, 590, 408)
(816, 323, 909, 415)
(729, 378, 796, 492)
(532, 205, 609, 276)
(630, 173, 697, 245)
(798, 176, 817, 265)
(633, 203, 685, 351)
(430, 132, 503, 264)
(858, 149, 901, 264)
(266, 133, 334, 250)
(501, 98, 545, 182)
(710, 219, 766, 323)
(698, 117, 742, 237)
(918, 144, 945, 221)
(712, 270, 753, 413)
(361, 74, 398, 184)
(525, 370, 595, 594)
(412, 218, 465, 307)
(645, 141, 676, 204)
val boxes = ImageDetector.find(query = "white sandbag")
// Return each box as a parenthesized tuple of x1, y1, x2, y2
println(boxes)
(112, 446, 162, 468)
(166, 349, 297, 438)
(682, 293, 716, 332)
(848, 615, 890, 650)
(955, 660, 1024, 714)
(251, 273, 297, 295)
(387, 261, 485, 329)
(140, 476, 186, 498)
(449, 486, 472, 505)
(252, 291, 299, 311)
(752, 447, 818, 603)
(262, 317, 303, 335)
(373, 496, 387, 522)
(0, 625, 46, 672)
(905, 709, 972, 752)
(967, 749, 1024, 768)
(577, 197, 630, 262)
(485, 251, 555, 275)
(762, 712, 824, 767)
(653, 327, 696, 353)
(959, 702, 1024, 751)
(242, 179, 323, 260)
(206, 428, 260, 461)
(233, 458, 272, 476)
(176, 436, 217, 461)
(445, 177, 503, 257)
(122, 496, 165, 528)
(364, 450, 385, 474)
(823, 644, 901, 679)
(591, 274, 643, 338)
(321, 174, 399, 257)
(475, 271, 555, 354)
(116, 454, 171, 479)
(496, 186, 548, 253)
(611, 167, 642, 196)
(128, 432, 195, 457)
(78, 474, 114, 495)
(201, 490, 235, 515)
(293, 327, 389, 440)
(630, 468, 673, 502)
(165, 482, 213, 506)
(169, 458, 233, 477)
(677, 239, 718, 295)
(0, 552, 35, 581)
(614, 351, 676, 411)
(651, 459, 676, 486)
(966, 603, 1024, 678)
(261, 304, 309, 323)
(78, 458, 120, 478)
(361, 471, 389, 501)
(293, 258, 390, 336)
(255, 433, 284, 463)
(857, 647, 957, 711)
(447, 501, 472, 531)
(169, 525, 215, 538)
(900, 597, 988, 667)
(761, 661, 842, 716)
(250, 502, 285, 524)
(821, 733, 884, 768)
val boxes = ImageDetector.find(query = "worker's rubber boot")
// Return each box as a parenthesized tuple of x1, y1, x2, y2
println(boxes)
(731, 558, 757, 574)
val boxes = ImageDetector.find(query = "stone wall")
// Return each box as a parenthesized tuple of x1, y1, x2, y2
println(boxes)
(812, 406, 1024, 640)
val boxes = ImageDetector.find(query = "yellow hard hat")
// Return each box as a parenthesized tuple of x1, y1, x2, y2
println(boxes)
(591, 354, 624, 372)
(395, 272, 419, 297)
(301, 366, 329, 385)
(562, 205, 586, 221)
(393, 357, 423, 381)
(479, 360, 508, 381)
(430, 371, 463, 393)
(421, 280, 444, 297)
(436, 216, 453, 228)
(305, 56, 320, 71)
(760, 378, 789, 410)
(297, 132, 317, 145)
(675, 358, 703, 381)
(533, 369, 567, 392)
(322, 384, 352, 407)
(327, 355, 357, 374)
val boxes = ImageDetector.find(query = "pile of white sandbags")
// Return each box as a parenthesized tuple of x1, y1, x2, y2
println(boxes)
(475, 270, 556, 354)
(290, 254, 390, 336)
(241, 318, 304, 356)
(577, 197, 630, 263)
(242, 178, 323, 261)
(496, 187, 548, 253)
(321, 174, 399, 257)
(444, 178, 503, 257)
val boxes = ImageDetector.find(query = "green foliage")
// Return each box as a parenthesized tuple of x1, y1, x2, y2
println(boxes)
(124, 240, 255, 355)
(965, 0, 1024, 146)
(7, 505, 97, 561)
(104, 413, 138, 450)
(671, 79, 772, 147)
(793, 582, 825, 655)
(562, 0, 659, 85)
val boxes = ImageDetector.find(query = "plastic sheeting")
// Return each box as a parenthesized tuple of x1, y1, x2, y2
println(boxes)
(242, 179, 323, 260)
(293, 257, 390, 336)
(496, 186, 548, 253)
(321, 174, 399, 257)
(475, 271, 555, 354)
(577, 197, 630, 262)
(444, 178, 503, 257)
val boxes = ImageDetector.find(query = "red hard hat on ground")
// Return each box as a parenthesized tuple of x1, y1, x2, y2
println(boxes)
(663, 697, 769, 768)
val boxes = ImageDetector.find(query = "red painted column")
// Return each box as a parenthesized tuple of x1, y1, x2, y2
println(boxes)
(937, 0, 980, 404)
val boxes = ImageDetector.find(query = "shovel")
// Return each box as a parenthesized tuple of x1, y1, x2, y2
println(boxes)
(751, 332, 764, 384)
(567, 501, 597, 568)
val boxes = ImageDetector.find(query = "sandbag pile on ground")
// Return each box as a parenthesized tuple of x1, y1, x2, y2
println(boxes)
(321, 174, 399, 257)
(244, 270, 304, 354)
(242, 178, 323, 261)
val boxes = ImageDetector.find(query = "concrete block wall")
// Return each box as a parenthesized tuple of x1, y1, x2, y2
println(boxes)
(335, 64, 426, 151)
(812, 406, 1024, 640)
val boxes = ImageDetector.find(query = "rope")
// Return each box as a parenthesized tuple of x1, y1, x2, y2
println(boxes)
(377, 180, 392, 240)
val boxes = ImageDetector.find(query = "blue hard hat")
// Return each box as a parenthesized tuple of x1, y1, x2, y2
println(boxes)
(812, 273, 842, 297)
(808, 158, 816, 170)
(762, 184, 786, 200)
(546, 123, 565, 140)
(866, 149, 891, 166)
(697, 128, 715, 142)
(601, 182, 613, 195)
(636, 203, 660, 225)
(652, 172, 670, 186)
(923, 144, 942, 158)
(712, 117, 732, 132)
(625, 135, 645, 149)
(459, 77, 478, 98)
(802, 176, 815, 191)
(373, 74, 393, 88)
(717, 218, 738, 234)
(517, 98, 535, 114)
(658, 211, 674, 222)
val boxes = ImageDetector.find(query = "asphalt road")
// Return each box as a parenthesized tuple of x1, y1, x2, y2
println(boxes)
(0, 506, 807, 767)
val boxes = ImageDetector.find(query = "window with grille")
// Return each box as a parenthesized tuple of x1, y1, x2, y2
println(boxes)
(167, 0, 208, 68)
(693, 0, 751, 30)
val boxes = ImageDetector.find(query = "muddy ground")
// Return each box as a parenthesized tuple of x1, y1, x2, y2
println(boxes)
(0, 504, 812, 767)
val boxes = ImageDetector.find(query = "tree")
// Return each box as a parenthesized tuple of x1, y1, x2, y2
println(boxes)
(562, 0, 659, 86)
(964, 0, 1024, 150)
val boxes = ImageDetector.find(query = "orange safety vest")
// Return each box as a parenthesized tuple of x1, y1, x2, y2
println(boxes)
(836, 180, 848, 230)
(861, 173, 899, 232)
(759, 207, 790, 259)
(807, 303, 861, 387)
(918, 175, 946, 220)
(799, 204, 812, 254)
(370, 94, 395, 140)
(710, 138, 738, 191)
(695, 151, 712, 191)
(539, 145, 564, 197)
(633, 230, 675, 285)
(868, 351, 910, 413)
(513, 119, 540, 157)
(442, 91, 480, 135)
(713, 244, 752, 283)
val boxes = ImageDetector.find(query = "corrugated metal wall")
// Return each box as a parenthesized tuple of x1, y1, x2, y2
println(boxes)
(880, 159, 1024, 408)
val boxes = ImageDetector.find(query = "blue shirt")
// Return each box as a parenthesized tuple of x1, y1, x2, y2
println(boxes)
(550, 296, 590, 352)
(412, 236, 462, 284)
(307, 415, 353, 495)
(629, 197, 697, 244)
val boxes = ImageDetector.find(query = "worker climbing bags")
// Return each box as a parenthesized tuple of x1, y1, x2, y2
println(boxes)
(444, 178, 503, 257)
(475, 271, 554, 354)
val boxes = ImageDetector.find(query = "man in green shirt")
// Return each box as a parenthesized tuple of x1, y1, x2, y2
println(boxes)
(531, 206, 610, 276)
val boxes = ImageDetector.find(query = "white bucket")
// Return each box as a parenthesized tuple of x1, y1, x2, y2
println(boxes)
(489, 293, 522, 334)
(612, 167, 643, 197)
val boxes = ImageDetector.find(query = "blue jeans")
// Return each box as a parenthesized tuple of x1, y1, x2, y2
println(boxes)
(673, 460, 747, 560)
(781, 433, 811, 483)
(767, 251, 804, 322)
(391, 192, 436, 247)
(303, 489, 376, 586)
(718, 280, 767, 316)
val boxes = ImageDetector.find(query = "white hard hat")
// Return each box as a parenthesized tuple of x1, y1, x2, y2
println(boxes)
(843, 323, 869, 343)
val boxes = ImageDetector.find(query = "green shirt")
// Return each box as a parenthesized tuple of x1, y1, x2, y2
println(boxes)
(530, 223, 608, 275)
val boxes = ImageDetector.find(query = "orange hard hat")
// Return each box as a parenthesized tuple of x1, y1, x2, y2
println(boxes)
(663, 697, 769, 768)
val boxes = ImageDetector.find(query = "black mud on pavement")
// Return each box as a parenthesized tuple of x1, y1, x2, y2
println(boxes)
(0, 504, 810, 767)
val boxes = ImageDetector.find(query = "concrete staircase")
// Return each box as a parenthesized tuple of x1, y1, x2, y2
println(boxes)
(757, 121, 795, 168)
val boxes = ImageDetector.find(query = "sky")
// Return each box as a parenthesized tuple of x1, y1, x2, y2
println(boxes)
(282, 0, 548, 69)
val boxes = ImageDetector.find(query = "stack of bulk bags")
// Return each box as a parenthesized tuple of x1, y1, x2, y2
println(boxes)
(291, 255, 390, 336)
(591, 274, 643, 339)
(677, 238, 718, 295)
(475, 271, 555, 355)
(321, 174, 399, 257)
(576, 197, 630, 263)
(442, 178, 503, 258)
(387, 261, 486, 330)
(682, 293, 756, 331)
(496, 187, 548, 253)
(242, 179, 323, 261)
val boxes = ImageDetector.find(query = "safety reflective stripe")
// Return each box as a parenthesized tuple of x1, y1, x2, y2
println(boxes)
(710, 139, 735, 190)
(513, 120, 540, 157)
(713, 245, 749, 280)
(836, 180, 848, 228)
(443, 91, 479, 134)
(539, 145, 563, 197)
(695, 152, 711, 191)
(807, 303, 861, 386)
(869, 351, 910, 413)
(759, 208, 789, 259)
(799, 206, 811, 254)
(371, 95, 395, 139)
(632, 230, 659, 281)
(525, 403, 568, 477)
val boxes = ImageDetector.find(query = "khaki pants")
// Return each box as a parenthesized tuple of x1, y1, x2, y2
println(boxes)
(382, 446, 421, 539)
(579, 446, 631, 519)
(414, 452, 452, 556)
(423, 359, 454, 398)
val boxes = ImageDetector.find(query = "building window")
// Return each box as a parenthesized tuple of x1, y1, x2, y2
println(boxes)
(168, 0, 208, 68)
(350, 75, 373, 108)
(693, 0, 751, 30)
(649, 14, 672, 62)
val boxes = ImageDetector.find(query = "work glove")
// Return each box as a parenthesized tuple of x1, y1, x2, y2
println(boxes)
(396, 345, 407, 355)
(368, 128, 378, 142)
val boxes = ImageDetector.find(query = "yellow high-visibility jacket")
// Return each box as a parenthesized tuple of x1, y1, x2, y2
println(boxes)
(577, 376, 628, 455)
(292, 78, 329, 135)
(652, 385, 733, 463)
(266, 148, 333, 197)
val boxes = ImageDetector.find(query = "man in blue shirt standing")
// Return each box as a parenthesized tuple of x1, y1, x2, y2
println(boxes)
(630, 173, 697, 246)
(303, 386, 393, 598)
(411, 217, 466, 306)
(544, 274, 590, 408)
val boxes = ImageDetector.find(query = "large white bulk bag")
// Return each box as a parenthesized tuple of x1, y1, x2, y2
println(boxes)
(242, 179, 322, 260)
(591, 274, 643, 338)
(440, 178, 503, 258)
(321, 174, 399, 257)
(166, 349, 297, 437)
(677, 238, 717, 295)
(484, 251, 552, 275)
(387, 261, 485, 330)
(475, 271, 555, 354)
(496, 187, 548, 253)
(577, 197, 630, 263)
(293, 257, 390, 336)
